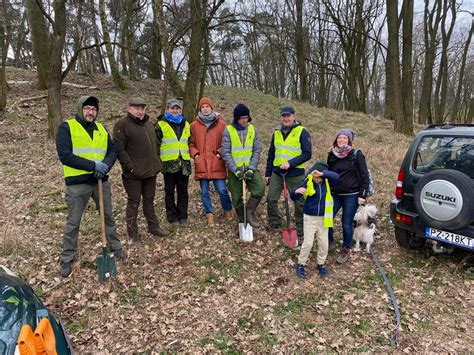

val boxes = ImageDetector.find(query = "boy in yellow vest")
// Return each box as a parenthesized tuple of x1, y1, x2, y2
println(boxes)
(291, 161, 339, 278)
(155, 98, 191, 226)
(221, 103, 265, 228)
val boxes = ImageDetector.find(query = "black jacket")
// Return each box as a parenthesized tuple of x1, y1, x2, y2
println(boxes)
(56, 96, 117, 186)
(327, 149, 370, 198)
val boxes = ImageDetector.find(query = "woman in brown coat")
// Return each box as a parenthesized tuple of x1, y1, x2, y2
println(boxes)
(190, 97, 233, 225)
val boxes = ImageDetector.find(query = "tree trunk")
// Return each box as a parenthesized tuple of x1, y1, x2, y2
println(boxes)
(387, 0, 408, 133)
(149, 0, 162, 79)
(98, 0, 126, 90)
(46, 0, 67, 139)
(433, 0, 456, 123)
(183, 0, 204, 120)
(155, 0, 183, 102)
(0, 0, 11, 119)
(418, 0, 442, 124)
(401, 0, 414, 132)
(450, 20, 473, 122)
(295, 0, 308, 101)
(90, 0, 107, 74)
(23, 0, 50, 89)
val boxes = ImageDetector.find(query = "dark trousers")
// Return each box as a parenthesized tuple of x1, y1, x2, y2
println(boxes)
(61, 181, 122, 262)
(163, 172, 189, 223)
(328, 193, 359, 249)
(122, 174, 160, 237)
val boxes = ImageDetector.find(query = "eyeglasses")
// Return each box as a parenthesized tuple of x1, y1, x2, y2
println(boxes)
(83, 106, 97, 112)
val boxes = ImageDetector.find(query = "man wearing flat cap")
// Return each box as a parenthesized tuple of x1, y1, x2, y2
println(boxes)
(265, 105, 312, 238)
(155, 98, 191, 227)
(113, 97, 170, 244)
(56, 95, 126, 278)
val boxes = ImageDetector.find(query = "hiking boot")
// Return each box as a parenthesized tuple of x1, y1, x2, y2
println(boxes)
(179, 219, 189, 227)
(337, 248, 351, 264)
(149, 226, 170, 237)
(246, 196, 261, 228)
(318, 264, 329, 278)
(114, 248, 127, 261)
(60, 261, 72, 278)
(223, 210, 234, 220)
(206, 213, 215, 226)
(295, 263, 307, 279)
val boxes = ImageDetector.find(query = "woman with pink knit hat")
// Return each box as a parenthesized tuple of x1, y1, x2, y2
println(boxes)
(327, 129, 370, 264)
(190, 97, 233, 225)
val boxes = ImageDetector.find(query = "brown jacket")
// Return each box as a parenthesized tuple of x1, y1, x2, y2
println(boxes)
(113, 113, 161, 179)
(190, 115, 227, 180)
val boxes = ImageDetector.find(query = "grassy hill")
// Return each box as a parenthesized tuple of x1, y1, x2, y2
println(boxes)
(0, 68, 472, 352)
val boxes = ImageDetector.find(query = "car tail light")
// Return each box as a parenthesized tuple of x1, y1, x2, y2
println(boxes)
(395, 169, 405, 199)
(395, 213, 413, 225)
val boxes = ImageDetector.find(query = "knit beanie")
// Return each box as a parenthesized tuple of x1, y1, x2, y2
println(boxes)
(233, 103, 252, 123)
(336, 128, 354, 143)
(83, 96, 99, 111)
(198, 97, 214, 110)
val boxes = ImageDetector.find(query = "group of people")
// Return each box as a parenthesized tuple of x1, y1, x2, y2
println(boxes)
(55, 95, 370, 279)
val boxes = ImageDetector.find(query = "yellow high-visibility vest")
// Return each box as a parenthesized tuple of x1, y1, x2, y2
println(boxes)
(64, 119, 107, 177)
(227, 124, 255, 167)
(273, 126, 305, 168)
(158, 121, 191, 161)
(304, 175, 334, 227)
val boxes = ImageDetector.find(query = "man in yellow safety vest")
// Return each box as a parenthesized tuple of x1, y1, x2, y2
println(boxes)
(221, 103, 265, 228)
(55, 96, 126, 278)
(264, 106, 312, 237)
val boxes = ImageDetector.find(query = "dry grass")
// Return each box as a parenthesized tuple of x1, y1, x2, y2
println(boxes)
(0, 67, 472, 353)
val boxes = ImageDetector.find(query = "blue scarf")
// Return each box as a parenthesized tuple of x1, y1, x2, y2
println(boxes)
(165, 112, 184, 124)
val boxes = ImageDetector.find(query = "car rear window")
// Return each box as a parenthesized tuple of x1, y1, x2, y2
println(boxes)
(412, 136, 474, 178)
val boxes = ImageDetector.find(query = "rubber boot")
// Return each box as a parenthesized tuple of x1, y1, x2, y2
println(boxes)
(246, 196, 261, 228)
(235, 207, 245, 223)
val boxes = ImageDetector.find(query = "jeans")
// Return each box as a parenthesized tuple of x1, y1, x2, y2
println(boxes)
(199, 179, 233, 214)
(328, 193, 359, 249)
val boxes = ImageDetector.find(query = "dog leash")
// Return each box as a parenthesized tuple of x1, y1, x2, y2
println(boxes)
(370, 250, 401, 347)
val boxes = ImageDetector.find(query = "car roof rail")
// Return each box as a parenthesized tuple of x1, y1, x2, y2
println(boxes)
(423, 123, 474, 130)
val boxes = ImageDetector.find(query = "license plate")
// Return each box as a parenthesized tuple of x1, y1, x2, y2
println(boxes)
(425, 227, 474, 249)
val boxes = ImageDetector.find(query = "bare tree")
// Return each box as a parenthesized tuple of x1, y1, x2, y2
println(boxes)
(98, 0, 126, 90)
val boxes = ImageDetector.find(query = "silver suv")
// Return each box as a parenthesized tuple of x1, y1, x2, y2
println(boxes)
(390, 124, 474, 253)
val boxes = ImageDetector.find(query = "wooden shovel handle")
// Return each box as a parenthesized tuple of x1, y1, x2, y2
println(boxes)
(98, 179, 107, 248)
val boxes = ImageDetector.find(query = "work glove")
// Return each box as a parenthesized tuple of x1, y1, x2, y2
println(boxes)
(234, 169, 244, 180)
(244, 169, 254, 181)
(94, 171, 105, 180)
(94, 161, 109, 175)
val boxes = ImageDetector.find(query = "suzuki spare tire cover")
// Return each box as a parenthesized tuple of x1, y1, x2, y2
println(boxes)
(414, 169, 474, 230)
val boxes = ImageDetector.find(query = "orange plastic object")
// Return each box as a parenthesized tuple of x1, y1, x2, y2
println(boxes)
(33, 318, 57, 355)
(18, 324, 36, 355)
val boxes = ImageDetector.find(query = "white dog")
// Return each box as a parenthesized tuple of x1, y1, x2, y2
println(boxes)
(353, 204, 377, 254)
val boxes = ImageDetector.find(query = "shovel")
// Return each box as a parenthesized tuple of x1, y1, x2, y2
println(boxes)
(96, 179, 117, 283)
(282, 173, 298, 248)
(238, 178, 253, 242)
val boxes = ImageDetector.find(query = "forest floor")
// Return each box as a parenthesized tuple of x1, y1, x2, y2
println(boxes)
(0, 68, 472, 353)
